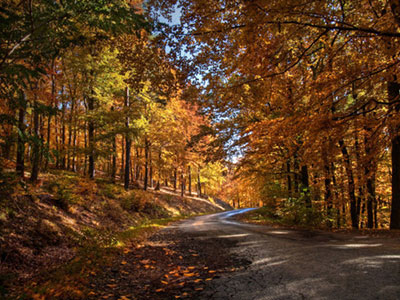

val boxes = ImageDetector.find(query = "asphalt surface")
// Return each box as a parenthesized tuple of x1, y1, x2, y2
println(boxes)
(178, 209, 400, 300)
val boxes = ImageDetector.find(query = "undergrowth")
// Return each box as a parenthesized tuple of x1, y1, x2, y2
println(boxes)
(17, 216, 186, 300)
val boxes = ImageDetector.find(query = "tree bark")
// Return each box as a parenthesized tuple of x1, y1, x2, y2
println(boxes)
(339, 140, 359, 228)
(300, 165, 311, 208)
(144, 137, 149, 191)
(324, 163, 332, 224)
(149, 148, 153, 188)
(188, 165, 192, 196)
(180, 171, 184, 197)
(67, 98, 75, 170)
(124, 87, 131, 190)
(45, 60, 56, 171)
(88, 94, 95, 178)
(173, 168, 177, 191)
(197, 167, 201, 197)
(30, 96, 40, 182)
(61, 92, 66, 169)
(16, 104, 26, 178)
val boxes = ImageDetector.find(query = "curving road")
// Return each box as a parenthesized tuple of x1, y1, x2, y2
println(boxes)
(178, 209, 400, 300)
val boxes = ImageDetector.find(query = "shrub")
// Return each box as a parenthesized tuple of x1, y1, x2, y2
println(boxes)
(280, 195, 325, 227)
(45, 181, 73, 211)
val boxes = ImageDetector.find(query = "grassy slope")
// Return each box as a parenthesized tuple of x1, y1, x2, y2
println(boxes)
(0, 170, 228, 299)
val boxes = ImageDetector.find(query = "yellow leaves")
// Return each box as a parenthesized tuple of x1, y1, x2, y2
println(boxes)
(161, 280, 169, 285)
(183, 272, 195, 277)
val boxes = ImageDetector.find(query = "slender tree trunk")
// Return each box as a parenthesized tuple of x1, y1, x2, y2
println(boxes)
(144, 137, 149, 191)
(364, 132, 376, 229)
(173, 168, 177, 192)
(339, 140, 359, 228)
(120, 137, 124, 179)
(124, 87, 131, 190)
(149, 148, 153, 188)
(45, 61, 56, 171)
(136, 147, 141, 181)
(61, 108, 66, 168)
(324, 163, 332, 225)
(84, 121, 88, 175)
(55, 106, 60, 169)
(301, 165, 311, 208)
(130, 151, 134, 183)
(197, 167, 201, 197)
(16, 103, 26, 178)
(67, 98, 75, 170)
(71, 123, 77, 172)
(188, 165, 192, 196)
(31, 93, 40, 182)
(111, 137, 116, 182)
(180, 171, 184, 197)
(87, 93, 95, 178)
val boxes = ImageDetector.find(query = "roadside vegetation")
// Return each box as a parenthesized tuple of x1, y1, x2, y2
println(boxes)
(0, 170, 226, 299)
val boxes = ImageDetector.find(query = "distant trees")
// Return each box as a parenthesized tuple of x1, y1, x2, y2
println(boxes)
(0, 0, 225, 198)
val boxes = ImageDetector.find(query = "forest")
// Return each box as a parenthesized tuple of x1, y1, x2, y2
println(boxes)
(2, 0, 400, 230)
(2, 0, 400, 299)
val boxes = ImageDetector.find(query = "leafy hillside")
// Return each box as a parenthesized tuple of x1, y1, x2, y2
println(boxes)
(0, 170, 230, 299)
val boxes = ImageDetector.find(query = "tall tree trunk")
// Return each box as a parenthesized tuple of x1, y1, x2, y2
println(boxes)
(67, 98, 75, 170)
(61, 87, 66, 169)
(339, 140, 359, 228)
(71, 123, 77, 172)
(389, 80, 400, 229)
(180, 171, 184, 197)
(124, 87, 131, 190)
(30, 94, 40, 182)
(45, 61, 56, 171)
(84, 121, 88, 175)
(364, 125, 376, 229)
(188, 165, 192, 196)
(144, 137, 149, 191)
(354, 133, 363, 222)
(16, 103, 26, 178)
(324, 163, 332, 225)
(120, 137, 124, 179)
(111, 133, 116, 182)
(55, 106, 60, 169)
(87, 94, 95, 178)
(301, 165, 311, 208)
(173, 168, 177, 191)
(149, 148, 153, 188)
(197, 167, 201, 197)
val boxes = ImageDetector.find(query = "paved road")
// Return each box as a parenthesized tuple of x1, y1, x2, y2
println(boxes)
(179, 209, 400, 300)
